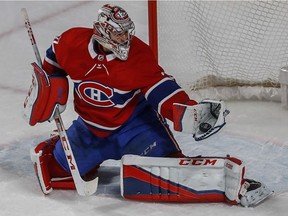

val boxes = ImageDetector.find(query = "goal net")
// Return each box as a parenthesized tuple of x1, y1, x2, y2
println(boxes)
(150, 1, 288, 101)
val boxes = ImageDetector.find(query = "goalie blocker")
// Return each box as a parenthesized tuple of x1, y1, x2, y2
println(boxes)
(23, 62, 68, 126)
(121, 155, 273, 207)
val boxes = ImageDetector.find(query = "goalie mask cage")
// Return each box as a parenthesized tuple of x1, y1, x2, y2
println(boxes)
(148, 0, 288, 101)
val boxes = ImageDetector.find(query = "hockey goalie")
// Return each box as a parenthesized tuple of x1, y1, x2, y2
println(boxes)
(23, 4, 272, 207)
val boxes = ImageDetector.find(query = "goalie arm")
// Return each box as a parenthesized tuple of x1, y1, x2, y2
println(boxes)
(140, 76, 228, 141)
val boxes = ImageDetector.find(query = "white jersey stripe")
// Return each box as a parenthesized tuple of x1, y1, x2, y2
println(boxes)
(157, 89, 184, 113)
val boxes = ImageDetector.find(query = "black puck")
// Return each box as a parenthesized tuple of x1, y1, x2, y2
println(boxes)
(199, 122, 212, 132)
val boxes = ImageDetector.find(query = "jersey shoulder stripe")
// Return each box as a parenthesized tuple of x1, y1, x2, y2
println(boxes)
(145, 77, 183, 110)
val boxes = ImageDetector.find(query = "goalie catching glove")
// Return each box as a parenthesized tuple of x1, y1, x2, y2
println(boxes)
(173, 99, 230, 141)
(23, 62, 68, 126)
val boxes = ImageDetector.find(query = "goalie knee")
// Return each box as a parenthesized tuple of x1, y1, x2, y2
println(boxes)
(30, 135, 75, 194)
(31, 134, 101, 194)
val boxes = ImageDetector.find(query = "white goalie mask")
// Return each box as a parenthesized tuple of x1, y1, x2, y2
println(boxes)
(93, 4, 135, 61)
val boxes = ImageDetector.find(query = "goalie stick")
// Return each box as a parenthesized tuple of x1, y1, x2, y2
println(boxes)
(21, 8, 98, 196)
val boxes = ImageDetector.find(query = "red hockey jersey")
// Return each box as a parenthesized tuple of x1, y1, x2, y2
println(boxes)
(43, 27, 195, 137)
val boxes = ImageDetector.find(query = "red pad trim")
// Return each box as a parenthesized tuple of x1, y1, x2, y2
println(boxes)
(122, 165, 225, 203)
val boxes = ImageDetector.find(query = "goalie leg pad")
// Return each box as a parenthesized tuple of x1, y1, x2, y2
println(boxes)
(31, 134, 101, 194)
(30, 135, 75, 194)
(120, 155, 272, 206)
(121, 155, 228, 202)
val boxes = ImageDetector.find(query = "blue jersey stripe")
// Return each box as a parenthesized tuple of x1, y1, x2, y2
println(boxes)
(146, 78, 182, 111)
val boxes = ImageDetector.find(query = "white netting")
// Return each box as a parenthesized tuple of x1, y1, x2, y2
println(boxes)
(157, 1, 288, 100)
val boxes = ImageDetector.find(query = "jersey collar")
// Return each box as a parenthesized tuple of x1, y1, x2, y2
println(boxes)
(88, 37, 117, 62)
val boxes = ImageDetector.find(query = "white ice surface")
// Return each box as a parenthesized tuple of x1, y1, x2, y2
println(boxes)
(0, 1, 288, 216)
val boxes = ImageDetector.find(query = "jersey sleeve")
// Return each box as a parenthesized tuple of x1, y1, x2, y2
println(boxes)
(129, 39, 197, 121)
(42, 36, 67, 76)
(142, 75, 197, 121)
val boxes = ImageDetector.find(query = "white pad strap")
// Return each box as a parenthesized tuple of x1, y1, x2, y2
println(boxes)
(224, 158, 245, 203)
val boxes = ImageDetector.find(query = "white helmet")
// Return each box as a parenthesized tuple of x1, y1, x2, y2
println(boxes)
(93, 4, 135, 61)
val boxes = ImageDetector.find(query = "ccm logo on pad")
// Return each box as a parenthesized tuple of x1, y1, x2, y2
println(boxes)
(179, 158, 217, 166)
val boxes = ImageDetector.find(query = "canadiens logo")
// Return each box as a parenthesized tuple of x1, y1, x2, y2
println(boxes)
(77, 81, 114, 107)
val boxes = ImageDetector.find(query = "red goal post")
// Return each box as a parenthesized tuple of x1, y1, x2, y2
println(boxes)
(148, 0, 158, 62)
